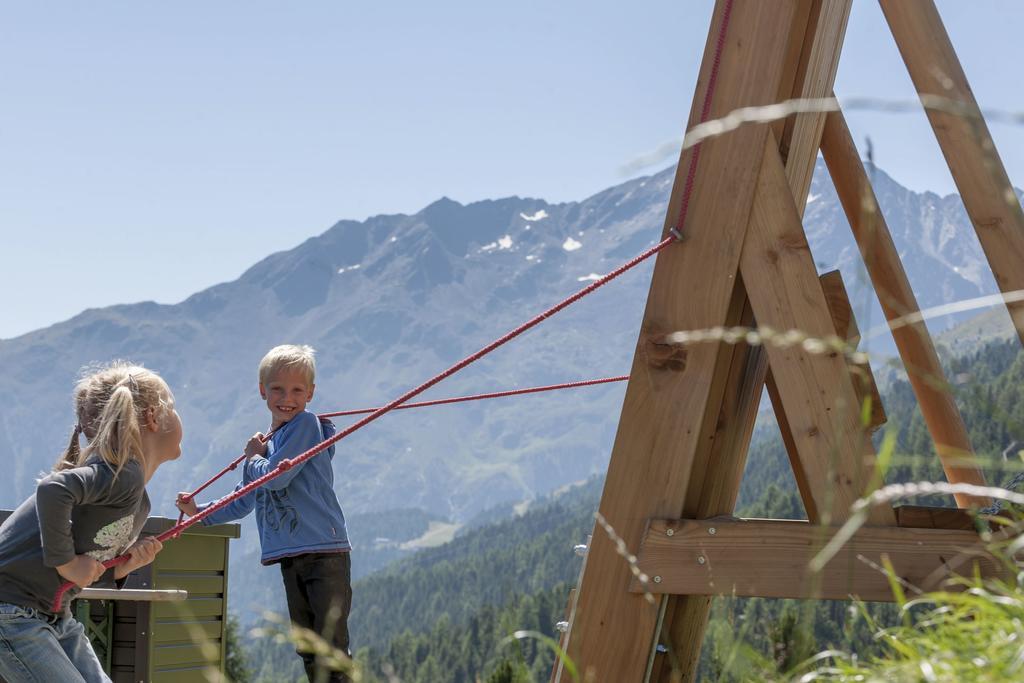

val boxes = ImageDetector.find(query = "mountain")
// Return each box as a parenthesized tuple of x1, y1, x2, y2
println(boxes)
(935, 306, 1022, 356)
(0, 160, 1016, 527)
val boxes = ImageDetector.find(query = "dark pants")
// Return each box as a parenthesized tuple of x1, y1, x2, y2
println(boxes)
(279, 552, 353, 683)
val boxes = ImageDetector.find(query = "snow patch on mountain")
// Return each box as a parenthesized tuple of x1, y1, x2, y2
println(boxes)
(520, 210, 548, 221)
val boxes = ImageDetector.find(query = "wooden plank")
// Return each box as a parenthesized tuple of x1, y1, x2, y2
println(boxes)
(156, 535, 225, 572)
(548, 589, 575, 683)
(654, 287, 766, 682)
(880, 0, 1024, 347)
(154, 598, 224, 619)
(820, 107, 990, 508)
(78, 588, 187, 602)
(152, 619, 222, 644)
(152, 642, 221, 669)
(741, 135, 895, 526)
(564, 3, 814, 680)
(778, 0, 853, 202)
(143, 517, 241, 539)
(154, 573, 225, 596)
(895, 505, 979, 531)
(765, 268, 884, 525)
(820, 270, 858, 342)
(220, 525, 231, 675)
(819, 270, 886, 431)
(632, 518, 1000, 601)
(152, 666, 214, 683)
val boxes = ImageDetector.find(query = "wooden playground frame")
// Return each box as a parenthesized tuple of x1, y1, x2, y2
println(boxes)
(555, 1, 1024, 680)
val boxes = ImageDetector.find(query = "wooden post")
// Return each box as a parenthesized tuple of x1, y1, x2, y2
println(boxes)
(651, 288, 766, 682)
(820, 108, 990, 508)
(880, 0, 1024, 346)
(563, 2, 826, 680)
(652, 2, 856, 680)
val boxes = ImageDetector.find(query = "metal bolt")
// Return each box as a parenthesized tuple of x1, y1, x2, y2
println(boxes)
(555, 621, 569, 633)
(697, 556, 706, 565)
(708, 527, 716, 535)
(573, 544, 588, 557)
(653, 575, 662, 584)
(665, 528, 675, 537)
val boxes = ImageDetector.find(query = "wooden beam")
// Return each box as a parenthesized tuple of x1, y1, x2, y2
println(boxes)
(652, 3, 853, 680)
(653, 286, 766, 682)
(631, 518, 1000, 602)
(548, 589, 575, 683)
(564, 3, 822, 680)
(741, 135, 895, 526)
(895, 505, 979, 531)
(880, 0, 1024, 347)
(819, 269, 886, 431)
(778, 0, 853, 202)
(765, 268, 888, 528)
(820, 108, 990, 508)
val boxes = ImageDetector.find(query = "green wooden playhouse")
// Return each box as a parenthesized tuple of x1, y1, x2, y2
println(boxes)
(0, 512, 240, 683)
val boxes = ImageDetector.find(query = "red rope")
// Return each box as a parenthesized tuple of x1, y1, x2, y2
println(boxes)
(174, 375, 630, 523)
(673, 0, 734, 237)
(320, 375, 630, 418)
(52, 237, 669, 611)
(52, 0, 736, 612)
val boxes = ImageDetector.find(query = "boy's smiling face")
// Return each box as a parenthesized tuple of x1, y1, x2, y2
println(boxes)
(260, 368, 315, 428)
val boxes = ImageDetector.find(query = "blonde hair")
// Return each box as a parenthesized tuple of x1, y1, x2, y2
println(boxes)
(55, 361, 174, 476)
(258, 344, 316, 386)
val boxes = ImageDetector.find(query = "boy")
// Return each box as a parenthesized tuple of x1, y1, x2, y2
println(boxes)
(177, 344, 352, 683)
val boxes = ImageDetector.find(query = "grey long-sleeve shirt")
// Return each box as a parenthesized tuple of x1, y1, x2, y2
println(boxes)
(0, 456, 150, 614)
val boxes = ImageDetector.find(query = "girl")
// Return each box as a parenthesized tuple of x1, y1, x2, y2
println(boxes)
(0, 362, 182, 683)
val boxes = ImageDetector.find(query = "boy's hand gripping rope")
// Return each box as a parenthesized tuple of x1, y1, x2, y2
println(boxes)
(54, 0, 732, 610)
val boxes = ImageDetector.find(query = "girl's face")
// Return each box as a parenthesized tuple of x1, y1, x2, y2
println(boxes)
(147, 389, 183, 465)
(157, 404, 183, 463)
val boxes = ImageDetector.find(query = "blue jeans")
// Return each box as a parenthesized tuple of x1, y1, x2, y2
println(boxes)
(0, 602, 110, 683)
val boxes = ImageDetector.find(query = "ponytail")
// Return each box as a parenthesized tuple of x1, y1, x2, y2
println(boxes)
(87, 384, 143, 478)
(53, 424, 84, 471)
(54, 362, 172, 476)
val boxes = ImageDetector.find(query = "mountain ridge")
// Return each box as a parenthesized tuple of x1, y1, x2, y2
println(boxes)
(0, 161, 1014, 525)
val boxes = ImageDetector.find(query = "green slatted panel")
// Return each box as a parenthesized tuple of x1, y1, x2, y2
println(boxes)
(152, 641, 222, 668)
(152, 665, 218, 682)
(155, 535, 226, 572)
(155, 574, 225, 594)
(153, 598, 225, 619)
(144, 520, 238, 682)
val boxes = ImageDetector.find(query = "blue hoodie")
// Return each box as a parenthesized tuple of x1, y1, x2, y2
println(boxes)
(200, 410, 350, 564)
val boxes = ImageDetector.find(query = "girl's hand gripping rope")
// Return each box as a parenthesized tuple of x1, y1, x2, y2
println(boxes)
(56, 555, 106, 589)
(115, 536, 163, 579)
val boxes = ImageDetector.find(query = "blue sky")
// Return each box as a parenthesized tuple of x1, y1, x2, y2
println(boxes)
(1, 1, 1022, 340)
